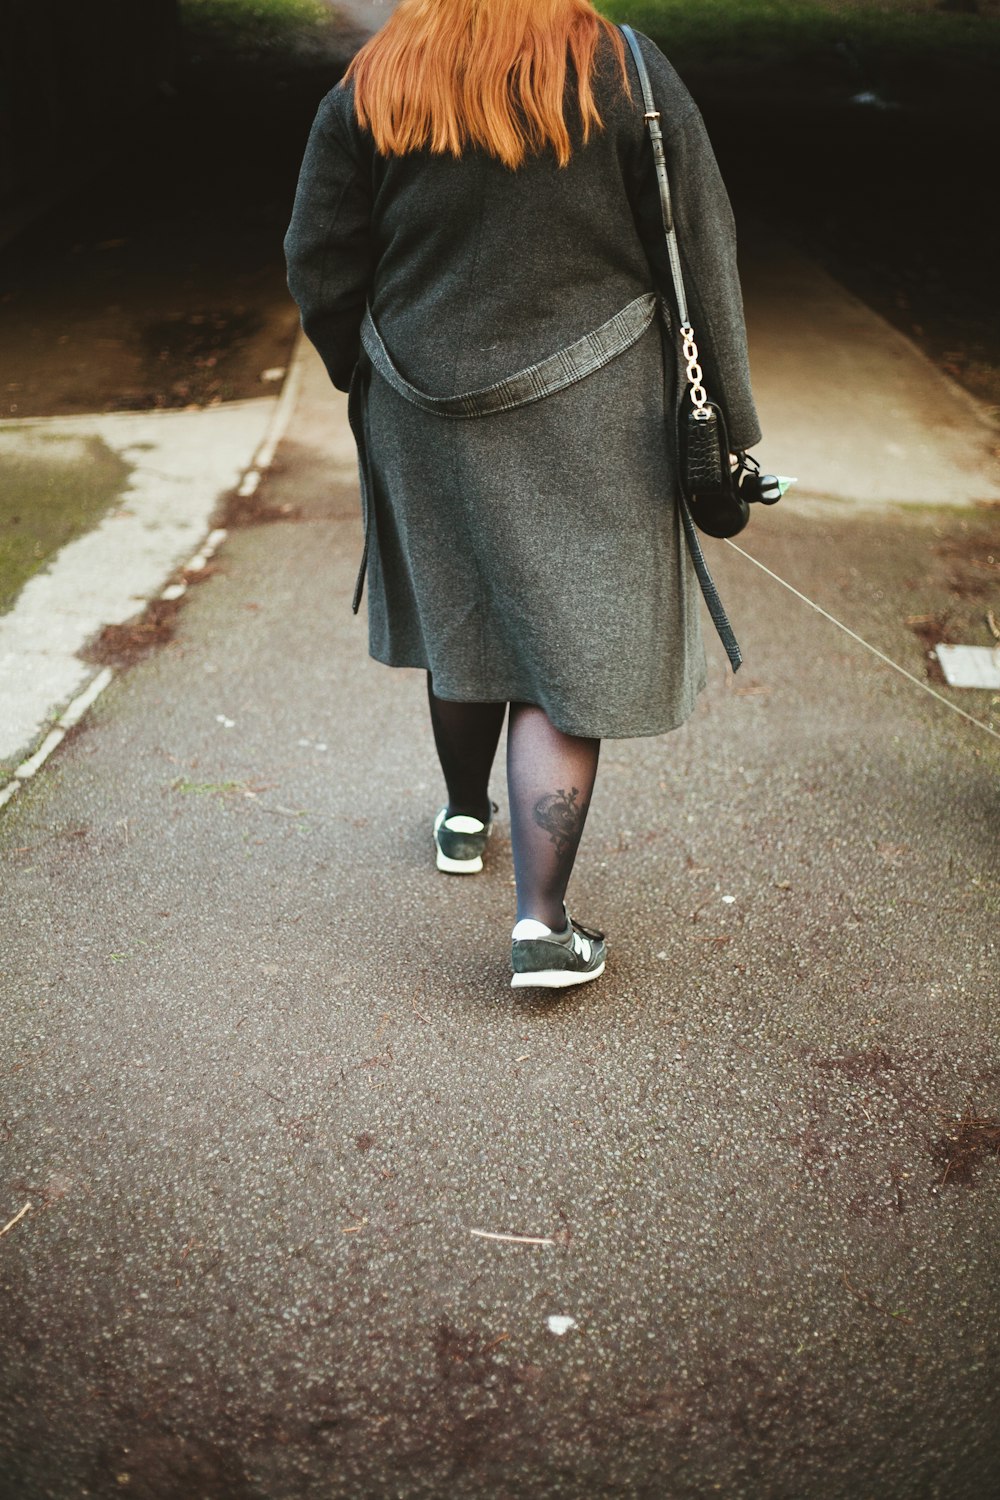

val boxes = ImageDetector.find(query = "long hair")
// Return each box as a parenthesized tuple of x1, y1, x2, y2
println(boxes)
(345, 0, 628, 170)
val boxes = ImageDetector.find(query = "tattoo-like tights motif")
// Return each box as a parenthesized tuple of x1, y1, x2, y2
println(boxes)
(532, 786, 588, 855)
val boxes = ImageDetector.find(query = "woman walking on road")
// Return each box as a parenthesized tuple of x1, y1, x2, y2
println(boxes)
(285, 0, 760, 990)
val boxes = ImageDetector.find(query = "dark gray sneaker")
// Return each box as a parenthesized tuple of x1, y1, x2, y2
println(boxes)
(433, 804, 496, 875)
(510, 914, 606, 990)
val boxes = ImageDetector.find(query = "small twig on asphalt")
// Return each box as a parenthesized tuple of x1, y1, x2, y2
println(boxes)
(248, 1083, 289, 1105)
(986, 609, 1000, 643)
(841, 1272, 913, 1324)
(483, 1332, 511, 1353)
(470, 1229, 556, 1246)
(0, 1202, 31, 1239)
(410, 976, 430, 1022)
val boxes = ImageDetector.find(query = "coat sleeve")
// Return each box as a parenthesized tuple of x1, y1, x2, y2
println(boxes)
(628, 46, 762, 451)
(284, 87, 373, 392)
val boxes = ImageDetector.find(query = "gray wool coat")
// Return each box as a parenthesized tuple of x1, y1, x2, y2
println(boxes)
(284, 29, 761, 738)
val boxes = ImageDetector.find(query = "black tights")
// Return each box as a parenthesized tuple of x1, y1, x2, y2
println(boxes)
(427, 675, 600, 929)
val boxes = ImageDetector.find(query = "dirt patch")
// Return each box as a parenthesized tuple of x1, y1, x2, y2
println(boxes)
(905, 613, 961, 683)
(93, 1433, 257, 1500)
(133, 308, 267, 411)
(932, 532, 1000, 600)
(812, 1047, 898, 1081)
(223, 482, 302, 528)
(82, 598, 181, 668)
(931, 1105, 1000, 1187)
(76, 549, 230, 669)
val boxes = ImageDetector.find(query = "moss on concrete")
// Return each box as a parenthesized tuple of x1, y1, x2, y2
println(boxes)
(0, 430, 133, 614)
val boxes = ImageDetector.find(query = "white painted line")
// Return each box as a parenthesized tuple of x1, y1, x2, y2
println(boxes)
(15, 728, 66, 780)
(0, 780, 21, 809)
(254, 330, 306, 471)
(0, 394, 276, 431)
(60, 667, 113, 729)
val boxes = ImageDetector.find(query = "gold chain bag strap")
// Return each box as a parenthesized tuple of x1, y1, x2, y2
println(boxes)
(620, 25, 750, 542)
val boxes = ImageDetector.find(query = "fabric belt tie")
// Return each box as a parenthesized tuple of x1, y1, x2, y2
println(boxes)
(356, 295, 741, 667)
(360, 292, 657, 418)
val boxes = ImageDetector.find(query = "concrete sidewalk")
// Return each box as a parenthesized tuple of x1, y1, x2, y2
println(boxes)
(743, 233, 1000, 507)
(0, 398, 279, 772)
(1, 314, 998, 1498)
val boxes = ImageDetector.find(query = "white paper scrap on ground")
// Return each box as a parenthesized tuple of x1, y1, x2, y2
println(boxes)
(547, 1316, 577, 1336)
(935, 645, 1000, 690)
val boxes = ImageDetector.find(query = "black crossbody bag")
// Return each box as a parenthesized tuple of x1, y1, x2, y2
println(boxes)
(621, 25, 758, 542)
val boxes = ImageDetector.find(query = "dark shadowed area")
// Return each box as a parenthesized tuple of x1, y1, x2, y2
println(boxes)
(1, 0, 999, 417)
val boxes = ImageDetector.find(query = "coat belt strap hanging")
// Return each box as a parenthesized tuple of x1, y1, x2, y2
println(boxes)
(359, 292, 657, 418)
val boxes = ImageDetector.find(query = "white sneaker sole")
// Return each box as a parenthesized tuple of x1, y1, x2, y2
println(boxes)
(510, 959, 605, 990)
(435, 847, 484, 875)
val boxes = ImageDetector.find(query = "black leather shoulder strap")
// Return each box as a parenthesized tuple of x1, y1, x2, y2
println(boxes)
(620, 25, 691, 329)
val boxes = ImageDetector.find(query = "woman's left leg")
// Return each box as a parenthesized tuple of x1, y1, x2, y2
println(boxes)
(426, 673, 506, 823)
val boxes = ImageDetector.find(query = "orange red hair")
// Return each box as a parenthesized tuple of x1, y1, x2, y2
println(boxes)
(345, 0, 628, 170)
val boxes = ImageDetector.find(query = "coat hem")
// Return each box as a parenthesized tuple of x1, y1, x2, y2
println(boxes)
(367, 647, 709, 741)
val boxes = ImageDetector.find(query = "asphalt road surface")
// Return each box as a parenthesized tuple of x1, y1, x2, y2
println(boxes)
(1, 338, 998, 1498)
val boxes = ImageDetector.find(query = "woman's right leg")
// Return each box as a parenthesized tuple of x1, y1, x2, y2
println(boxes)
(506, 702, 600, 931)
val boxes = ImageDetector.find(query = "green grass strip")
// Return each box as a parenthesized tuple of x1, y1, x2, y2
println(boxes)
(180, 0, 329, 43)
(598, 0, 1000, 64)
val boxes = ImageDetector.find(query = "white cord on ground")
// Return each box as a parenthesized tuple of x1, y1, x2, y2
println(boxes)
(726, 539, 1000, 745)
